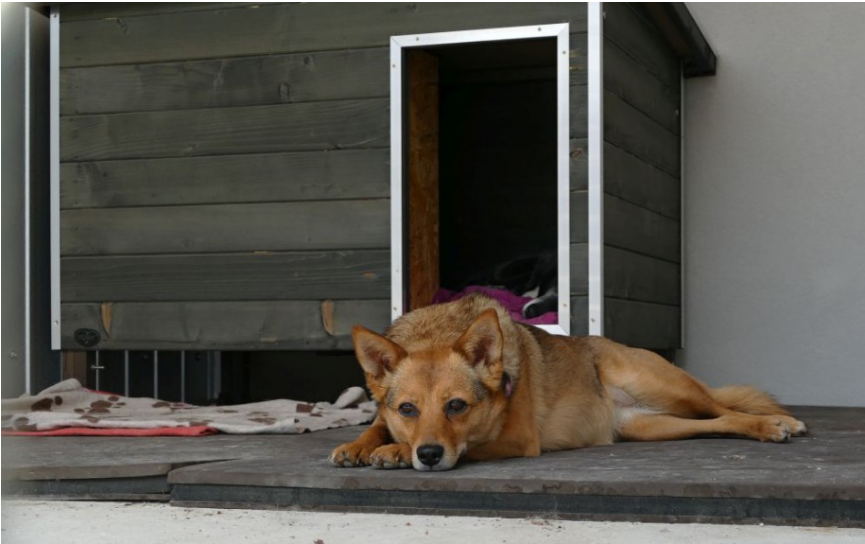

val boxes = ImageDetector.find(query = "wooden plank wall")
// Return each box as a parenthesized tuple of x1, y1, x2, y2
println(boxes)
(59, 3, 588, 350)
(598, 3, 682, 348)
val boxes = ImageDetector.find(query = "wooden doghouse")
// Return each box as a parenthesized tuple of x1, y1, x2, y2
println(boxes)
(56, 3, 714, 354)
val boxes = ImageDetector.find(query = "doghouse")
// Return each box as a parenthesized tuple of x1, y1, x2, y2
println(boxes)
(55, 3, 714, 389)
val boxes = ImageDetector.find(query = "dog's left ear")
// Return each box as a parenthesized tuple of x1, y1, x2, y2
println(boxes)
(456, 309, 504, 369)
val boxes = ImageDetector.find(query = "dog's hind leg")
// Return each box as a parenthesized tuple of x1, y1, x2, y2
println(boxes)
(618, 412, 804, 443)
(599, 344, 734, 419)
(596, 340, 806, 440)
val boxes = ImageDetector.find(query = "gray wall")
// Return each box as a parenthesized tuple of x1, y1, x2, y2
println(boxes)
(679, 4, 865, 407)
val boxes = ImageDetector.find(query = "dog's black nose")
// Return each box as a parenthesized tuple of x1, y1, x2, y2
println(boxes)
(416, 444, 444, 467)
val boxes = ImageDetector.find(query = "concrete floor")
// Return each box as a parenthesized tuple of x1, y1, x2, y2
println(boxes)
(5, 406, 864, 527)
(2, 501, 863, 544)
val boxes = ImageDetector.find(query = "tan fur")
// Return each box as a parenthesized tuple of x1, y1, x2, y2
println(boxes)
(329, 294, 807, 471)
(709, 385, 791, 416)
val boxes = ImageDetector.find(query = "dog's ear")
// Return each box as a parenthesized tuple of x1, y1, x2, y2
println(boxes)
(456, 309, 503, 369)
(352, 325, 407, 380)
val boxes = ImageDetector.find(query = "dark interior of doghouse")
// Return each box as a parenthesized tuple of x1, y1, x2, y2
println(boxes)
(405, 38, 559, 317)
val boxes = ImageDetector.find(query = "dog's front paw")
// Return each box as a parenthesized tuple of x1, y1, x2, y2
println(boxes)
(369, 443, 412, 469)
(329, 441, 377, 467)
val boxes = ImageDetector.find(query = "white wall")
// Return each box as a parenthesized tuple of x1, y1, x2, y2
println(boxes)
(679, 4, 865, 407)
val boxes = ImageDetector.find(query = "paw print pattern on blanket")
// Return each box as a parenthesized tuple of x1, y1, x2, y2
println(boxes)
(1, 379, 376, 435)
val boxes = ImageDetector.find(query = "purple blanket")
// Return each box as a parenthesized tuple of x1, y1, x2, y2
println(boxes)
(432, 286, 558, 326)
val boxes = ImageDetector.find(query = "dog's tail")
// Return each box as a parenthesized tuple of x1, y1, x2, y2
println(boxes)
(709, 385, 790, 416)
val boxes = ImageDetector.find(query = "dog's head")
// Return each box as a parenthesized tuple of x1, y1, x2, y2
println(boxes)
(352, 309, 510, 471)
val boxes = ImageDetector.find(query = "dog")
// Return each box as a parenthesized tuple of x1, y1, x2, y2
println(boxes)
(330, 293, 806, 471)
(456, 251, 558, 319)
(516, 250, 558, 318)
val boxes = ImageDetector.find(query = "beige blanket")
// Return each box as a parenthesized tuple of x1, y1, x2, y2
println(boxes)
(1, 379, 376, 434)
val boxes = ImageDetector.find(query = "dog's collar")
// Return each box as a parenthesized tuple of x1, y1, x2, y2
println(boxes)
(502, 372, 513, 398)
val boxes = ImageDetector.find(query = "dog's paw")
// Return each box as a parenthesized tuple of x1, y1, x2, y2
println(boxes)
(781, 415, 808, 436)
(369, 443, 412, 469)
(329, 441, 376, 467)
(522, 300, 541, 319)
(759, 419, 791, 443)
(754, 415, 806, 442)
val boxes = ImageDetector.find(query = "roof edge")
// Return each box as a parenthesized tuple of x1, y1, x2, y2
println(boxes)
(641, 2, 717, 77)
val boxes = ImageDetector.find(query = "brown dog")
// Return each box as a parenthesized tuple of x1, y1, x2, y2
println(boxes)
(330, 294, 806, 471)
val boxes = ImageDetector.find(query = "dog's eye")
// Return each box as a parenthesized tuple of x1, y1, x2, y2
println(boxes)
(398, 403, 418, 417)
(447, 399, 468, 414)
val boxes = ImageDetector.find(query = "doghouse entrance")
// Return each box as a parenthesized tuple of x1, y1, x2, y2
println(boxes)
(391, 25, 571, 334)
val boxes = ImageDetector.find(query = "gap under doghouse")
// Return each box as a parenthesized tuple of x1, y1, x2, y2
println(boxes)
(73, 350, 364, 406)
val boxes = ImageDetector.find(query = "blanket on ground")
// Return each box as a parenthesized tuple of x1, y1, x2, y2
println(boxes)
(1, 379, 375, 436)
(432, 285, 558, 325)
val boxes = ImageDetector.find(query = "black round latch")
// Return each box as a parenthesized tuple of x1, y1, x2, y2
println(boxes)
(73, 328, 101, 348)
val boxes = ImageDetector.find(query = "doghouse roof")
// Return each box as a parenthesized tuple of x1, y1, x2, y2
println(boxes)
(642, 2, 717, 77)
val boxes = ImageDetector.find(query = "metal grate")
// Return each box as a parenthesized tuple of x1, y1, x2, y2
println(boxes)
(85, 350, 221, 405)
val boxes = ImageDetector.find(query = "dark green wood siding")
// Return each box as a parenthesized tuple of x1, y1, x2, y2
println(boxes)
(63, 250, 391, 302)
(61, 99, 391, 161)
(61, 300, 391, 351)
(59, 2, 589, 350)
(61, 200, 390, 255)
(600, 3, 682, 349)
(60, 49, 391, 115)
(60, 3, 587, 67)
(60, 149, 391, 209)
